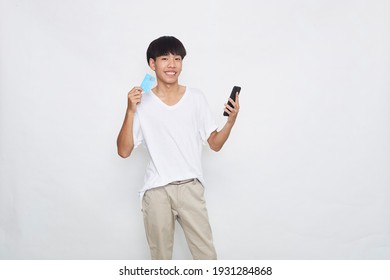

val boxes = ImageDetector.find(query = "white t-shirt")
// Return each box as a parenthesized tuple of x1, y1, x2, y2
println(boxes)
(133, 87, 218, 198)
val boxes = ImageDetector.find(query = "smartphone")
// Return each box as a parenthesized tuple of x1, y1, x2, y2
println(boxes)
(223, 86, 241, 116)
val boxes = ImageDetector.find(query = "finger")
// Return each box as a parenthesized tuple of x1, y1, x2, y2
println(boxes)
(129, 90, 142, 99)
(229, 96, 240, 110)
(235, 92, 240, 106)
(228, 98, 236, 106)
(131, 95, 142, 102)
(132, 92, 141, 99)
(225, 108, 238, 119)
(227, 100, 240, 113)
(134, 87, 143, 94)
(129, 87, 143, 94)
(224, 107, 232, 116)
(130, 98, 141, 106)
(224, 103, 235, 113)
(132, 86, 143, 91)
(130, 93, 141, 99)
(129, 91, 142, 100)
(228, 98, 239, 110)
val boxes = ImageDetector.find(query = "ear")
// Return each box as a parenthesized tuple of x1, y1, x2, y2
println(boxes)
(149, 58, 156, 71)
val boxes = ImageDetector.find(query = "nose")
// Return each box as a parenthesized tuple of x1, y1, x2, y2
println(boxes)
(168, 59, 175, 67)
(168, 57, 175, 67)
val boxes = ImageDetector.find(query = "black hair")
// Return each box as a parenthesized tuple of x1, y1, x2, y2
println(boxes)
(146, 36, 186, 65)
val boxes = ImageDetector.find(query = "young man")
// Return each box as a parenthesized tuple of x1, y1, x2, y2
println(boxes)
(117, 36, 240, 260)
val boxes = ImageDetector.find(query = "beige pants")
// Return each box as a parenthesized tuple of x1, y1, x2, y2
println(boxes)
(142, 179, 217, 260)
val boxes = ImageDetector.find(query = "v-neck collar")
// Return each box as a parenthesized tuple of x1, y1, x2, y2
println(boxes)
(150, 87, 188, 109)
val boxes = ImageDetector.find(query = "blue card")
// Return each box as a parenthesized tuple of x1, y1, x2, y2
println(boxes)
(140, 74, 156, 93)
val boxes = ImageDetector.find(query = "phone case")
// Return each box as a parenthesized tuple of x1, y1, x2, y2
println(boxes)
(223, 86, 241, 116)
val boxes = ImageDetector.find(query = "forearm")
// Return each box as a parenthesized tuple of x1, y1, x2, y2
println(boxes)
(117, 111, 135, 158)
(208, 91, 240, 151)
(208, 121, 235, 152)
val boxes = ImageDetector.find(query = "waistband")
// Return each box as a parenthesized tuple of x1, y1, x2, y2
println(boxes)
(168, 178, 196, 185)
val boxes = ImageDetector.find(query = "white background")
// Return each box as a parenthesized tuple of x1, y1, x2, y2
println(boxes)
(1, 0, 389, 259)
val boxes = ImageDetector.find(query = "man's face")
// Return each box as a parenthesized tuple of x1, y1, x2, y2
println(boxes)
(149, 53, 182, 85)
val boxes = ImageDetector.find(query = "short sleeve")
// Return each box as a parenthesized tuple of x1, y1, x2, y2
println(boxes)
(133, 112, 144, 148)
(198, 92, 218, 144)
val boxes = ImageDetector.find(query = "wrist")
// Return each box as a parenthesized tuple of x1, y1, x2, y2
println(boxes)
(126, 108, 136, 115)
(226, 119, 236, 127)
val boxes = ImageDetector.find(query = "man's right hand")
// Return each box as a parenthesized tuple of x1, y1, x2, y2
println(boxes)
(117, 86, 143, 158)
(127, 87, 143, 113)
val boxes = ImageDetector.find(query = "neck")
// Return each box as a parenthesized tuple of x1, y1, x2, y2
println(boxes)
(154, 82, 181, 97)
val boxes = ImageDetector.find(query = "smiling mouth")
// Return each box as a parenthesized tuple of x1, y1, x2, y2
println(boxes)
(165, 71, 177, 76)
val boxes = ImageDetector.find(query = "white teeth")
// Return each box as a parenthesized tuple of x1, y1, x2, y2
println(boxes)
(166, 72, 176, 75)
